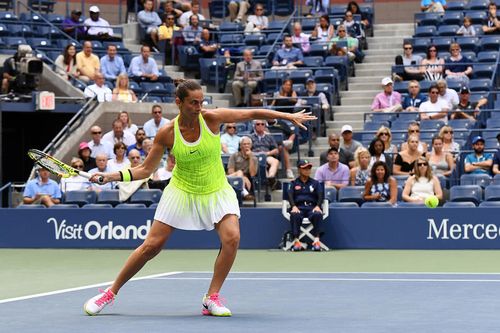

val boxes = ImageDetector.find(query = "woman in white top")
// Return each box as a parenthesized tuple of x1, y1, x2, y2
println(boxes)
(439, 125, 460, 159)
(400, 122, 428, 153)
(420, 45, 444, 81)
(244, 4, 268, 33)
(117, 111, 138, 136)
(60, 157, 91, 192)
(311, 15, 334, 42)
(54, 44, 80, 80)
(107, 142, 131, 172)
(402, 156, 443, 204)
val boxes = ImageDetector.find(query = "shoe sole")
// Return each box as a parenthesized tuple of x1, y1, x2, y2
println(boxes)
(202, 309, 232, 316)
(83, 301, 98, 316)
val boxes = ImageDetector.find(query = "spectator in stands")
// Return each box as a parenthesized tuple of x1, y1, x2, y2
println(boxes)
(102, 119, 136, 146)
(84, 72, 112, 102)
(311, 15, 335, 43)
(62, 9, 85, 39)
(228, 0, 249, 23)
(402, 156, 443, 204)
(227, 136, 257, 201)
(100, 44, 127, 81)
(445, 43, 473, 86)
(464, 136, 493, 175)
(401, 122, 428, 153)
(368, 138, 393, 172)
(266, 119, 296, 179)
(159, 1, 183, 20)
(250, 120, 280, 189)
(221, 123, 241, 154)
(306, 0, 329, 16)
(158, 13, 181, 65)
(421, 45, 444, 81)
(76, 41, 100, 82)
(88, 125, 115, 159)
(144, 104, 170, 138)
(420, 0, 446, 13)
(288, 159, 324, 252)
(182, 15, 203, 44)
(55, 44, 80, 81)
(340, 124, 363, 155)
(376, 126, 398, 155)
(178, 2, 205, 28)
(350, 147, 371, 186)
(394, 135, 423, 176)
(291, 22, 311, 54)
(142, 139, 154, 158)
(320, 133, 354, 167)
(402, 80, 427, 111)
(328, 25, 362, 62)
(363, 161, 397, 205)
(343, 10, 364, 40)
(232, 49, 263, 107)
(153, 153, 175, 182)
(138, 0, 162, 48)
(439, 125, 460, 158)
(23, 166, 62, 207)
(394, 41, 423, 82)
(127, 128, 147, 156)
(271, 79, 298, 113)
(84, 6, 118, 41)
(457, 16, 476, 36)
(78, 141, 96, 172)
(117, 111, 138, 136)
(483, 2, 500, 35)
(371, 77, 403, 113)
(89, 153, 114, 191)
(493, 135, 500, 175)
(60, 157, 92, 192)
(198, 29, 218, 58)
(1, 52, 19, 93)
(107, 142, 132, 172)
(419, 85, 449, 121)
(427, 136, 454, 177)
(451, 86, 487, 121)
(347, 1, 370, 29)
(271, 35, 304, 70)
(244, 3, 268, 34)
(112, 74, 137, 103)
(127, 45, 160, 82)
(314, 147, 349, 189)
(299, 78, 330, 114)
(436, 79, 459, 109)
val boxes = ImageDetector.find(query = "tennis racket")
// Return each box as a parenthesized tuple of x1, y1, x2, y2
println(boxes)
(27, 149, 104, 183)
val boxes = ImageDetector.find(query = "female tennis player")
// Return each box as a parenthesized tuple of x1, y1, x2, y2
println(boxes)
(83, 80, 316, 317)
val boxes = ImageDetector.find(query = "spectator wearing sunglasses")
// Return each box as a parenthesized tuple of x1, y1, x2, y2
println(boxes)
(402, 156, 443, 205)
(60, 157, 92, 193)
(221, 123, 241, 154)
(394, 42, 423, 82)
(88, 125, 115, 159)
(419, 85, 449, 121)
(444, 43, 473, 86)
(400, 122, 428, 153)
(451, 86, 487, 121)
(439, 125, 460, 158)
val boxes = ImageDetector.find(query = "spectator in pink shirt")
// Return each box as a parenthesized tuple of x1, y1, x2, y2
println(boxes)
(371, 77, 403, 113)
(291, 22, 311, 54)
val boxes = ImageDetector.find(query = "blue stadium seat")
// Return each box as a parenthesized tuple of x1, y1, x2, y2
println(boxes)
(49, 204, 80, 209)
(263, 70, 287, 93)
(412, 38, 431, 53)
(364, 121, 388, 131)
(64, 190, 97, 206)
(473, 63, 495, 79)
(477, 51, 497, 63)
(265, 33, 282, 44)
(177, 45, 200, 70)
(442, 11, 464, 25)
(103, 41, 126, 50)
(446, 1, 466, 11)
(35, 26, 63, 39)
(396, 202, 426, 208)
(208, 0, 228, 18)
(57, 39, 78, 49)
(479, 201, 500, 207)
(266, 20, 287, 31)
(484, 185, 500, 201)
(308, 43, 329, 57)
(361, 202, 394, 208)
(432, 37, 453, 52)
(129, 189, 163, 206)
(143, 96, 161, 103)
(414, 26, 436, 37)
(324, 56, 348, 84)
(416, 12, 441, 26)
(115, 203, 147, 208)
(329, 202, 359, 208)
(315, 83, 334, 104)
(8, 24, 32, 37)
(288, 69, 313, 84)
(450, 185, 482, 205)
(198, 57, 229, 90)
(0, 23, 8, 36)
(293, 83, 305, 95)
(420, 120, 445, 131)
(82, 204, 114, 209)
(460, 174, 492, 188)
(438, 25, 459, 36)
(4, 36, 26, 47)
(468, 79, 491, 92)
(314, 68, 337, 85)
(303, 56, 324, 68)
(486, 118, 500, 128)
(443, 201, 476, 208)
(96, 190, 121, 206)
(448, 119, 474, 130)
(227, 176, 244, 206)
(324, 187, 337, 202)
(338, 186, 365, 205)
(455, 36, 479, 52)
(44, 13, 65, 24)
(257, 44, 275, 58)
(465, 11, 487, 25)
(479, 36, 500, 51)
(140, 82, 169, 95)
(219, 21, 243, 31)
(397, 112, 420, 122)
(244, 34, 265, 46)
(0, 11, 18, 22)
(466, 0, 489, 10)
(393, 81, 408, 94)
(301, 18, 317, 32)
(27, 37, 52, 49)
(16, 204, 45, 208)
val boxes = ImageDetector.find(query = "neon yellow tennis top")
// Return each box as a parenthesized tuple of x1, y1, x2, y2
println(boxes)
(170, 113, 227, 194)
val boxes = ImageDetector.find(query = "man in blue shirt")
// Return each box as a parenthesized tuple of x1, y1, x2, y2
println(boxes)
(100, 44, 126, 81)
(271, 35, 304, 70)
(287, 159, 324, 251)
(402, 80, 427, 111)
(464, 136, 493, 175)
(421, 0, 446, 12)
(23, 166, 62, 207)
(127, 45, 159, 82)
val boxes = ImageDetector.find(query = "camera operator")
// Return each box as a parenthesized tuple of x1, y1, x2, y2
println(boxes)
(2, 52, 20, 94)
(2, 45, 43, 94)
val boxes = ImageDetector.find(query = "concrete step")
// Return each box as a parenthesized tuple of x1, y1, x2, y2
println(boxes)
(363, 55, 399, 63)
(332, 105, 369, 113)
(349, 82, 385, 91)
(367, 36, 412, 44)
(355, 68, 392, 77)
(368, 42, 407, 49)
(355, 62, 393, 70)
(363, 48, 400, 56)
(340, 96, 375, 105)
(373, 30, 414, 37)
(348, 76, 383, 84)
(341, 89, 379, 98)
(373, 23, 414, 31)
(329, 112, 367, 122)
(327, 121, 364, 133)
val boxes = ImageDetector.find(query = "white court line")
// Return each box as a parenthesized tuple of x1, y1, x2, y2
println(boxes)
(177, 271, 500, 276)
(0, 271, 183, 305)
(150, 277, 500, 283)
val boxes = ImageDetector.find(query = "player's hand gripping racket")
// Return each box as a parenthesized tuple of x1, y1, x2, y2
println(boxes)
(27, 149, 104, 184)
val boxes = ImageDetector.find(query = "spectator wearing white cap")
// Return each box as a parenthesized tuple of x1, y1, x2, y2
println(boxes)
(340, 124, 362, 155)
(371, 77, 403, 113)
(84, 6, 116, 41)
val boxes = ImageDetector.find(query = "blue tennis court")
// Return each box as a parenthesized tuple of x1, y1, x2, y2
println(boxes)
(1, 271, 499, 332)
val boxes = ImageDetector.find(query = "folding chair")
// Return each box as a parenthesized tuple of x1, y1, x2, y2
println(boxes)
(281, 182, 330, 251)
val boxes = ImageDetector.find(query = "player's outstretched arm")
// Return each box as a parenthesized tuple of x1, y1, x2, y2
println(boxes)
(206, 108, 317, 130)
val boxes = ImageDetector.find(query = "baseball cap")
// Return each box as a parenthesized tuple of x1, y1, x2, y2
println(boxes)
(341, 124, 353, 133)
(459, 86, 470, 94)
(381, 77, 393, 86)
(79, 142, 91, 151)
(297, 159, 313, 168)
(89, 5, 100, 13)
(306, 78, 315, 84)
(71, 9, 82, 15)
(471, 136, 485, 144)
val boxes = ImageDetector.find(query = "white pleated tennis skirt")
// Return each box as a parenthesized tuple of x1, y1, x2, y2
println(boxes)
(154, 181, 240, 231)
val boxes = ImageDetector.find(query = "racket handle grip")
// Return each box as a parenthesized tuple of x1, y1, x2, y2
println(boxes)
(79, 171, 105, 184)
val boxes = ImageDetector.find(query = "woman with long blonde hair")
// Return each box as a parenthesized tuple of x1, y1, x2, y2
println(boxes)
(439, 125, 460, 159)
(376, 126, 398, 155)
(112, 73, 137, 103)
(349, 147, 371, 186)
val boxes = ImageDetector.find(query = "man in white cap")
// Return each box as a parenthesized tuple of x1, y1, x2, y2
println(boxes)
(340, 124, 362, 155)
(371, 77, 402, 113)
(84, 5, 116, 40)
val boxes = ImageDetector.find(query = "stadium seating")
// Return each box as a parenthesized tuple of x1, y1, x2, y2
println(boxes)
(64, 191, 97, 207)
(129, 189, 163, 207)
(338, 186, 365, 205)
(449, 185, 483, 206)
(96, 190, 121, 207)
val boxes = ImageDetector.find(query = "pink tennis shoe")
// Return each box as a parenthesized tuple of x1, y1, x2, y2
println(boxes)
(202, 293, 232, 317)
(84, 288, 115, 316)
